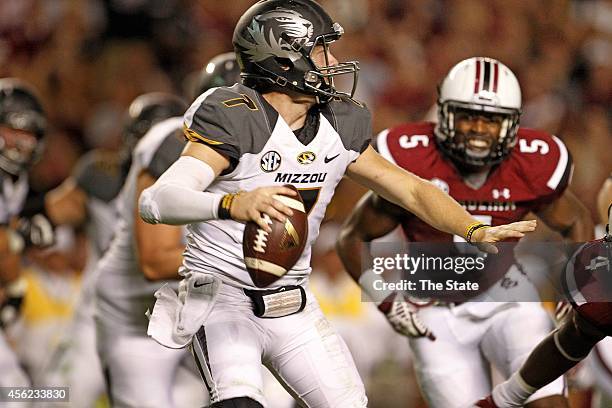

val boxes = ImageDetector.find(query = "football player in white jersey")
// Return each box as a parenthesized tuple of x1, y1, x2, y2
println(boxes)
(94, 55, 241, 408)
(0, 78, 47, 392)
(39, 92, 187, 407)
(139, 2, 538, 407)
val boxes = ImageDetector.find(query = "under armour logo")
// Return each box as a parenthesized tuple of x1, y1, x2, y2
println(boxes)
(492, 188, 511, 199)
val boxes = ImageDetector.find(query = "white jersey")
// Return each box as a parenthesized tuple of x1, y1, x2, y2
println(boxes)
(95, 117, 186, 331)
(182, 84, 371, 288)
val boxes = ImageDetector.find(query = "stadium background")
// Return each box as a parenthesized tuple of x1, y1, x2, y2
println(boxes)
(1, 0, 610, 407)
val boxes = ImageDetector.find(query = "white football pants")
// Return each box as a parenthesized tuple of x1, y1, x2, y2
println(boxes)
(190, 282, 367, 407)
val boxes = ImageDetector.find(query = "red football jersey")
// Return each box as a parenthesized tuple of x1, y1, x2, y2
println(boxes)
(377, 122, 573, 242)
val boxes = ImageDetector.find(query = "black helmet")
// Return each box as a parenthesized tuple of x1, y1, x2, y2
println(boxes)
(0, 78, 46, 175)
(194, 52, 241, 98)
(123, 92, 187, 148)
(233, 0, 359, 103)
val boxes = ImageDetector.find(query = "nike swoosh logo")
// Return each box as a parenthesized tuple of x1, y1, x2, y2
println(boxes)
(324, 153, 340, 163)
(194, 282, 212, 288)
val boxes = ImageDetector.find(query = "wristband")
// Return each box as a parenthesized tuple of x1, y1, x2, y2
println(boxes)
(218, 193, 239, 220)
(465, 222, 490, 243)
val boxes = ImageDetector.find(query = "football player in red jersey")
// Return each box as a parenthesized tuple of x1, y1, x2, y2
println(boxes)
(337, 57, 594, 408)
(475, 194, 612, 407)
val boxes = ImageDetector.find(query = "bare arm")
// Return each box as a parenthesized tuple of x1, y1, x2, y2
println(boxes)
(596, 176, 612, 226)
(0, 228, 21, 285)
(135, 171, 186, 281)
(182, 140, 230, 175)
(536, 190, 594, 242)
(347, 146, 536, 249)
(337, 192, 403, 283)
(45, 178, 88, 226)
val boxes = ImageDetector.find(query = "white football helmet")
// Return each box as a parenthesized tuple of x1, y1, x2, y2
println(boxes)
(435, 57, 522, 166)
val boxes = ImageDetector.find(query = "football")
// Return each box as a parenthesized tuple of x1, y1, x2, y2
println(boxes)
(243, 185, 308, 287)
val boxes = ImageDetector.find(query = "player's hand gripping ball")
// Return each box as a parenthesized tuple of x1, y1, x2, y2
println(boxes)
(243, 185, 308, 287)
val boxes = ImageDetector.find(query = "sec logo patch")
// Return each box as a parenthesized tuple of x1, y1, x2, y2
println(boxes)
(261, 151, 281, 172)
(297, 151, 316, 165)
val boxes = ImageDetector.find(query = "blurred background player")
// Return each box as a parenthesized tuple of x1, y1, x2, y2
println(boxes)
(93, 93, 201, 408)
(186, 52, 241, 102)
(94, 53, 239, 408)
(37, 92, 188, 407)
(0, 78, 50, 394)
(476, 181, 611, 408)
(337, 57, 593, 408)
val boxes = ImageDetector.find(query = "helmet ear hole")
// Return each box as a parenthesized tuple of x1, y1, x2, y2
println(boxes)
(274, 57, 293, 71)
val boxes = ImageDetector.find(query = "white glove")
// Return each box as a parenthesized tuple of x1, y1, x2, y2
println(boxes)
(378, 292, 436, 341)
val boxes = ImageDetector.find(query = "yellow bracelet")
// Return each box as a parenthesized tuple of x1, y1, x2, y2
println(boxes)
(464, 222, 483, 240)
(465, 223, 491, 243)
(218, 191, 245, 220)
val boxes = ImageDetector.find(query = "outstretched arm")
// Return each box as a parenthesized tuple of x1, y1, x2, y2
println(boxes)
(347, 146, 536, 252)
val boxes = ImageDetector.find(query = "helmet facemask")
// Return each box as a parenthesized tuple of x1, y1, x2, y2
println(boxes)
(0, 126, 43, 176)
(435, 57, 522, 168)
(0, 80, 46, 176)
(299, 24, 359, 102)
(436, 99, 520, 168)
